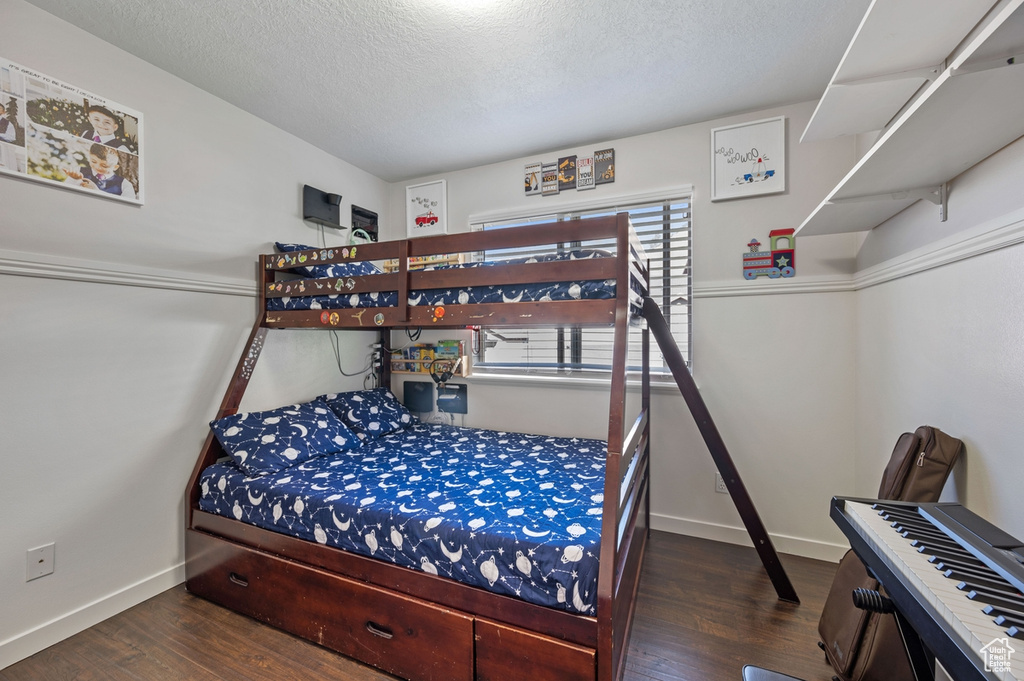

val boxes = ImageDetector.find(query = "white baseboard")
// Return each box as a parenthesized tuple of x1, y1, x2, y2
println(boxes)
(0, 563, 186, 671)
(651, 512, 848, 563)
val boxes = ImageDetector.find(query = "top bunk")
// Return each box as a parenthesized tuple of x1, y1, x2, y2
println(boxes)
(260, 212, 648, 330)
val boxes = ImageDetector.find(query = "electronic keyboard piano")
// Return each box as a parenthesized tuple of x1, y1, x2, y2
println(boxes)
(832, 497, 1024, 681)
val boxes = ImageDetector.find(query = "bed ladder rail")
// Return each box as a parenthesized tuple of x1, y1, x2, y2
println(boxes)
(642, 297, 799, 604)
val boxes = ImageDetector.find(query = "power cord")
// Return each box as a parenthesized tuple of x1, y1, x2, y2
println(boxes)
(329, 330, 373, 377)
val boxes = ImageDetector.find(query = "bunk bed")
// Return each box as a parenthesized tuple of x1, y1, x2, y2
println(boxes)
(185, 213, 654, 681)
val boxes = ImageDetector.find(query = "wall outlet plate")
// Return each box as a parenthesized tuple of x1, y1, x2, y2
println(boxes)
(715, 473, 729, 494)
(27, 543, 54, 581)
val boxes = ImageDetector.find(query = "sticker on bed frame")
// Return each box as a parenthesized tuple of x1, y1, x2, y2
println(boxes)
(432, 306, 446, 322)
(373, 313, 385, 326)
(742, 228, 795, 280)
(273, 281, 306, 295)
(240, 334, 265, 380)
(320, 311, 342, 326)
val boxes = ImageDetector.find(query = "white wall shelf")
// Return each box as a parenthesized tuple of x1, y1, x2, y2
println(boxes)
(797, 0, 1024, 236)
(801, 0, 995, 143)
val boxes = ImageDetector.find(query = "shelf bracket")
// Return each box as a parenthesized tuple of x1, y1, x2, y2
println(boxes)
(952, 53, 1024, 77)
(935, 182, 948, 222)
(829, 184, 948, 222)
(833, 63, 943, 88)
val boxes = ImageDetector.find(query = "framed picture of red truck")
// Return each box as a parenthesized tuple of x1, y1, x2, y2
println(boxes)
(406, 179, 447, 238)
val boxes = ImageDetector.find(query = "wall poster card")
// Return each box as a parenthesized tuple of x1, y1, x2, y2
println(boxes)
(594, 148, 614, 185)
(524, 161, 542, 196)
(576, 154, 594, 190)
(0, 57, 144, 204)
(541, 162, 559, 195)
(557, 154, 576, 192)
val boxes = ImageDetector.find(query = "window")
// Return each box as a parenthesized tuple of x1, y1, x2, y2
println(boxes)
(472, 194, 691, 377)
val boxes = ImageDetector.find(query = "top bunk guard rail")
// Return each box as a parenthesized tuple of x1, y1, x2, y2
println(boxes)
(259, 213, 648, 330)
(264, 215, 629, 270)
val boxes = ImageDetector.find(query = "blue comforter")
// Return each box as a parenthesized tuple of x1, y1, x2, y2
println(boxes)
(199, 423, 605, 614)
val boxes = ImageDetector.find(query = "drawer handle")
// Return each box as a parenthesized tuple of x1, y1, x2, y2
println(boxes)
(365, 621, 394, 639)
(228, 572, 249, 587)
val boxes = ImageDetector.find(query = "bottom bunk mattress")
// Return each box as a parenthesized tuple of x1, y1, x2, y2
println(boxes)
(199, 423, 605, 615)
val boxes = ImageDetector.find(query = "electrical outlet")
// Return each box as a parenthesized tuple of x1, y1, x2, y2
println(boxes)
(26, 543, 55, 581)
(715, 473, 729, 494)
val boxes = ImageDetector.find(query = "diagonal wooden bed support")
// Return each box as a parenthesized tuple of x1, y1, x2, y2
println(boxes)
(643, 297, 800, 603)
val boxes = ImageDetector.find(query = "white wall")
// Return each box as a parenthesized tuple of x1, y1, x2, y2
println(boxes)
(855, 134, 1024, 540)
(0, 0, 389, 667)
(388, 101, 866, 563)
(7, 0, 1019, 669)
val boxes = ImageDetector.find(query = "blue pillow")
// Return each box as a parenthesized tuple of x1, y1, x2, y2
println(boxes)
(210, 399, 359, 477)
(274, 242, 381, 279)
(318, 388, 414, 438)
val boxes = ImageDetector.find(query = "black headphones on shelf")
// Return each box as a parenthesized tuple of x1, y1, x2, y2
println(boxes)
(428, 357, 461, 386)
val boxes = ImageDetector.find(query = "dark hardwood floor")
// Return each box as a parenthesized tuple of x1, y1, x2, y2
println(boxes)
(1, 531, 839, 681)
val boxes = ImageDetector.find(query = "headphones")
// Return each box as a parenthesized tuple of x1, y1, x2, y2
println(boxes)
(428, 357, 461, 386)
(350, 228, 374, 245)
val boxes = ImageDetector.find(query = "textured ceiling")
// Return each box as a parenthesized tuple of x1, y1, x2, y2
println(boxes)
(23, 0, 870, 182)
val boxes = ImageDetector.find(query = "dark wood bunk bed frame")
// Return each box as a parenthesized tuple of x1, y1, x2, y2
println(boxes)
(185, 212, 797, 681)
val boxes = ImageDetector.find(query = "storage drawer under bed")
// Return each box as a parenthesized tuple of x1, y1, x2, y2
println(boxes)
(186, 529, 474, 681)
(474, 618, 596, 681)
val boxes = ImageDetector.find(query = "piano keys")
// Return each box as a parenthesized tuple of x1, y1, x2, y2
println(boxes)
(832, 497, 1024, 681)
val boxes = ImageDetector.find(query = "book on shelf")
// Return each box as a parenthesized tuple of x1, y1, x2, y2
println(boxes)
(435, 339, 464, 360)
(416, 346, 434, 372)
(390, 341, 465, 373)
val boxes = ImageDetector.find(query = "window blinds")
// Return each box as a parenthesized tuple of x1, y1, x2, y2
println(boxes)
(473, 196, 691, 376)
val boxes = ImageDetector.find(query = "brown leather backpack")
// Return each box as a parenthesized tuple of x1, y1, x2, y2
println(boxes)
(818, 426, 964, 681)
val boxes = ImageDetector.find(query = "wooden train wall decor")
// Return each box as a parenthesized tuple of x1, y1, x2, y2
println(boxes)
(742, 228, 795, 280)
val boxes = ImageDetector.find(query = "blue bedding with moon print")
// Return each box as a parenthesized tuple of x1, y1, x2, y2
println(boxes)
(266, 250, 616, 312)
(199, 423, 605, 615)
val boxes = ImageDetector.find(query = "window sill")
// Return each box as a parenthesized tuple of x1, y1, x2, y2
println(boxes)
(463, 370, 683, 393)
